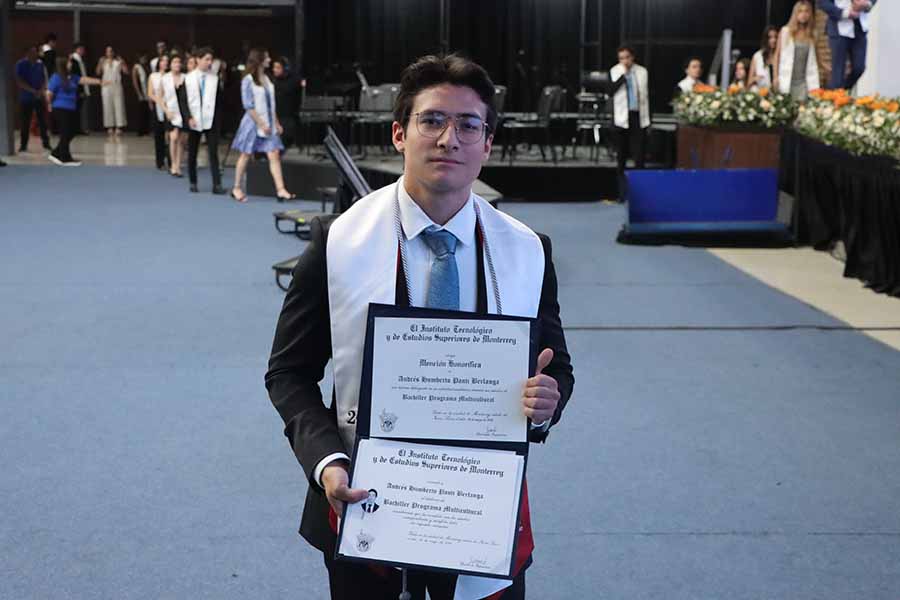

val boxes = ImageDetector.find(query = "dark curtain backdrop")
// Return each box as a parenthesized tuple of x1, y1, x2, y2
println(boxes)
(303, 0, 801, 113)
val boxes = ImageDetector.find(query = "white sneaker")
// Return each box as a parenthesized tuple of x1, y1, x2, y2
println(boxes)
(62, 160, 83, 167)
(47, 154, 63, 166)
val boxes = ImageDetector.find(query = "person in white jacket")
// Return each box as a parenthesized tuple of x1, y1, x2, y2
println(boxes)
(774, 0, 821, 101)
(751, 26, 779, 90)
(183, 47, 224, 195)
(609, 46, 650, 198)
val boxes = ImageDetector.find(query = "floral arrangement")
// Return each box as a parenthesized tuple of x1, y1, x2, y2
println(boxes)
(795, 89, 900, 159)
(674, 84, 797, 129)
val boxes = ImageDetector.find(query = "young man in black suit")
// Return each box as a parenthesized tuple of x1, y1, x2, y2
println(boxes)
(266, 54, 574, 600)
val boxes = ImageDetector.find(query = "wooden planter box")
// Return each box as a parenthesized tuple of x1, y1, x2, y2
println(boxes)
(677, 125, 782, 170)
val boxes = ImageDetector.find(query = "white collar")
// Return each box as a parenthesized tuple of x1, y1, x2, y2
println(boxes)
(397, 177, 476, 248)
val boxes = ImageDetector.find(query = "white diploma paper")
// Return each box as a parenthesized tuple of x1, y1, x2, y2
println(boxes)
(338, 438, 524, 577)
(370, 316, 530, 442)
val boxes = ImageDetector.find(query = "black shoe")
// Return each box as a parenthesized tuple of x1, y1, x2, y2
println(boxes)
(189, 184, 199, 193)
(43, 143, 52, 151)
(212, 185, 226, 195)
(18, 146, 27, 153)
(0, 159, 7, 167)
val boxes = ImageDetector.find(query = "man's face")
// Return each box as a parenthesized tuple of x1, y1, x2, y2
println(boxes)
(392, 83, 493, 200)
(687, 60, 702, 80)
(367, 491, 376, 502)
(157, 42, 166, 56)
(76, 46, 86, 57)
(26, 47, 38, 61)
(105, 46, 114, 59)
(272, 62, 284, 78)
(618, 50, 634, 69)
(198, 53, 213, 72)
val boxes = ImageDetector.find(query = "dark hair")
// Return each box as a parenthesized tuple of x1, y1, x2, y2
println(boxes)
(683, 56, 702, 70)
(760, 25, 779, 61)
(195, 46, 214, 60)
(617, 45, 636, 58)
(45, 33, 57, 43)
(245, 48, 267, 86)
(169, 53, 184, 72)
(394, 54, 497, 132)
(733, 58, 751, 85)
(73, 40, 85, 50)
(367, 489, 378, 496)
(25, 44, 37, 53)
(272, 56, 286, 67)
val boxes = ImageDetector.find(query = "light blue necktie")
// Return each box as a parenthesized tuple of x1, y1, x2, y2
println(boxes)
(199, 75, 206, 122)
(626, 72, 638, 110)
(420, 227, 459, 310)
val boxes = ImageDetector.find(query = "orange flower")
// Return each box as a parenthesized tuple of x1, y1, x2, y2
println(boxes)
(727, 84, 741, 95)
(887, 102, 900, 114)
(871, 101, 887, 111)
(856, 95, 876, 106)
(834, 96, 851, 108)
(693, 83, 717, 94)
(758, 87, 770, 98)
(809, 88, 825, 99)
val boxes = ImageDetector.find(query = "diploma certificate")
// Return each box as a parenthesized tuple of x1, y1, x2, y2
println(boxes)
(337, 438, 525, 577)
(368, 314, 532, 442)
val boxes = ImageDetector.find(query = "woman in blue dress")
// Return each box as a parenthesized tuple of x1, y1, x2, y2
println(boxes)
(230, 48, 295, 203)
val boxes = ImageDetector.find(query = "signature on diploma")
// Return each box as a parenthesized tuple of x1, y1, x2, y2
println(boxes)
(459, 557, 490, 569)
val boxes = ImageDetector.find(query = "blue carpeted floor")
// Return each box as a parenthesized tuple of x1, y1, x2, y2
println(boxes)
(2, 166, 899, 599)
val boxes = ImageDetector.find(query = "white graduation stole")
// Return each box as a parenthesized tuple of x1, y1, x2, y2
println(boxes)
(325, 178, 546, 452)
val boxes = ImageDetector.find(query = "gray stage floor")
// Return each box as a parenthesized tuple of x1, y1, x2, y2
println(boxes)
(1, 166, 898, 599)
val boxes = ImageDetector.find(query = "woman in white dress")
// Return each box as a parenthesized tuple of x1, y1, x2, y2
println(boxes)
(96, 46, 129, 137)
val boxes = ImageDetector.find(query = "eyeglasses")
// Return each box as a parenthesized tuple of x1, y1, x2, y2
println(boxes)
(412, 111, 489, 145)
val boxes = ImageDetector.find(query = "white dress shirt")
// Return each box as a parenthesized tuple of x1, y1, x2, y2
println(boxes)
(314, 181, 546, 488)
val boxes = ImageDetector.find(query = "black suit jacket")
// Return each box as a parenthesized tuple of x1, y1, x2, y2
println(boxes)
(265, 214, 575, 555)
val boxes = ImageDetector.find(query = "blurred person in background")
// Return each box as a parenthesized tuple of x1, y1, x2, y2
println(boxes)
(162, 54, 188, 177)
(752, 26, 779, 89)
(97, 46, 129, 137)
(230, 48, 294, 203)
(132, 54, 151, 136)
(46, 56, 106, 166)
(15, 45, 50, 152)
(147, 54, 170, 171)
(272, 56, 302, 152)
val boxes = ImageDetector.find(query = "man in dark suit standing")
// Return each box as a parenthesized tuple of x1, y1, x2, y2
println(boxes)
(818, 0, 878, 90)
(266, 54, 574, 600)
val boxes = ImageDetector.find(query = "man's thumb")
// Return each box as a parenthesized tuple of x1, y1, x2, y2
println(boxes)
(535, 348, 554, 375)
